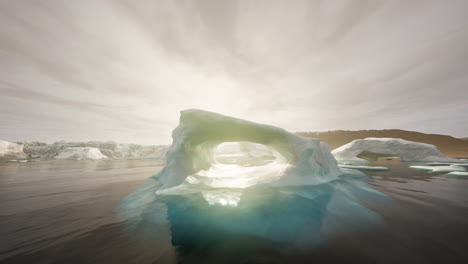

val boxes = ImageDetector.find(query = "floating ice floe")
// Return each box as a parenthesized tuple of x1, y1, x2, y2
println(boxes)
(117, 110, 388, 249)
(332, 138, 457, 164)
(425, 162, 468, 167)
(55, 147, 108, 160)
(410, 164, 466, 173)
(445, 171, 468, 177)
(0, 140, 28, 160)
(338, 165, 389, 171)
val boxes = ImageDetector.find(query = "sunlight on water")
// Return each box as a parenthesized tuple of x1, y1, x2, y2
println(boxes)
(190, 142, 291, 189)
(202, 190, 241, 207)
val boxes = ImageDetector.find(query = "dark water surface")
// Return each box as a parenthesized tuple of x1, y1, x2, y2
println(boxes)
(1, 159, 468, 264)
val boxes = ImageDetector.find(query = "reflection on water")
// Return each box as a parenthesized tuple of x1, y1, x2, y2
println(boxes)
(121, 179, 386, 253)
(1, 159, 468, 263)
(201, 190, 241, 206)
(0, 160, 164, 261)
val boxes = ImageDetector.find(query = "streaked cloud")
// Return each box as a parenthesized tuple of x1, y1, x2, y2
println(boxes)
(1, 0, 467, 144)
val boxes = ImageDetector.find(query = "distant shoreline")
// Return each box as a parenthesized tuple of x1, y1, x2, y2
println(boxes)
(297, 129, 468, 159)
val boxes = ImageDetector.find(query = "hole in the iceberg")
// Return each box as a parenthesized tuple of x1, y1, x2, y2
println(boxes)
(213, 142, 277, 166)
(186, 141, 291, 206)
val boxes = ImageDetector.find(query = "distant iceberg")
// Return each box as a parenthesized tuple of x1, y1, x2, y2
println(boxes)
(0, 140, 28, 160)
(17, 141, 169, 160)
(332, 138, 458, 164)
(55, 147, 108, 160)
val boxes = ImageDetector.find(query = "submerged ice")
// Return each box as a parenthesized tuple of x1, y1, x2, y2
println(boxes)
(117, 110, 388, 250)
(338, 164, 390, 171)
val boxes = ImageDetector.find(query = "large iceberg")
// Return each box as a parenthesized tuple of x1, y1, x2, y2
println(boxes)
(0, 140, 28, 160)
(55, 147, 108, 160)
(117, 110, 387, 250)
(155, 109, 341, 191)
(332, 137, 458, 164)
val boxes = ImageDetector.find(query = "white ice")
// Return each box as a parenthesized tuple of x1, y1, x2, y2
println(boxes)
(55, 147, 108, 160)
(18, 141, 168, 160)
(332, 138, 457, 164)
(410, 164, 466, 173)
(425, 162, 468, 167)
(338, 165, 389, 171)
(445, 171, 468, 176)
(0, 140, 28, 160)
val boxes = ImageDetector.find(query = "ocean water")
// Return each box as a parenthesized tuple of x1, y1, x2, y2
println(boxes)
(1, 159, 468, 264)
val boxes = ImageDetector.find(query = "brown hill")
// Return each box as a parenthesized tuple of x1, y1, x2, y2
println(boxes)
(297, 129, 468, 158)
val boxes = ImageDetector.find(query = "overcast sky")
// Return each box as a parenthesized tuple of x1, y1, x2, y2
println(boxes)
(0, 0, 467, 145)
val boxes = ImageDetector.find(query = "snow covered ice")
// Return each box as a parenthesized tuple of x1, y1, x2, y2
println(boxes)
(332, 137, 458, 164)
(0, 140, 28, 160)
(117, 110, 388, 249)
(55, 147, 108, 160)
(17, 141, 169, 160)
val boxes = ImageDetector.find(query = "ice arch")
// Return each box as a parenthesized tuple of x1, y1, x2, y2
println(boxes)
(117, 110, 387, 249)
(154, 109, 341, 190)
(189, 141, 291, 189)
(332, 138, 458, 163)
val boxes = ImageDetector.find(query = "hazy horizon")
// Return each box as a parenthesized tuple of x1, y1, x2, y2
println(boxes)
(7, 125, 468, 146)
(1, 0, 468, 145)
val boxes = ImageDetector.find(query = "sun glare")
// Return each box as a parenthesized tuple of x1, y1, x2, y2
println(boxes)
(189, 142, 291, 206)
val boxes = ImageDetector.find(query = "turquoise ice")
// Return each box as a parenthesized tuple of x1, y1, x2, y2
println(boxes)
(117, 110, 388, 250)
